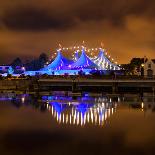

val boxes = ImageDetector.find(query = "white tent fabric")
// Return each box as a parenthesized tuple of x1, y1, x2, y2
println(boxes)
(93, 50, 120, 70)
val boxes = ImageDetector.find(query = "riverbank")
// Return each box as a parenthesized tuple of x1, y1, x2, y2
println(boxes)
(0, 76, 155, 94)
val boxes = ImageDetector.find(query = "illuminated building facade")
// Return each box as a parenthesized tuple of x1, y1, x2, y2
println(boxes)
(144, 59, 155, 77)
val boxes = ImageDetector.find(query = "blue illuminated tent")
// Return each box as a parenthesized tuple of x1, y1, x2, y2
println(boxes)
(41, 51, 74, 71)
(69, 49, 99, 69)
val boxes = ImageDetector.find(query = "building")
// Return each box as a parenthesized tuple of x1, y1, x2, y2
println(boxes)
(0, 66, 14, 74)
(14, 66, 25, 74)
(144, 59, 155, 77)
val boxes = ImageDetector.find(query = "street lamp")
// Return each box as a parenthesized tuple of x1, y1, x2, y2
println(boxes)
(141, 64, 144, 76)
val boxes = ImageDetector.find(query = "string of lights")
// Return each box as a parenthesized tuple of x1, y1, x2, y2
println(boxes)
(51, 45, 121, 67)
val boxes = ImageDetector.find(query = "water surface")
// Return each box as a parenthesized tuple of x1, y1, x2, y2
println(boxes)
(0, 93, 155, 155)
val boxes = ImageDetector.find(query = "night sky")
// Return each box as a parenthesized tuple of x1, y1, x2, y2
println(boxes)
(0, 0, 155, 64)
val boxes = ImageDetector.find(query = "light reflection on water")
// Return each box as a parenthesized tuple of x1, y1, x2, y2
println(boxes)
(46, 101, 117, 126)
(41, 95, 118, 126)
(1, 93, 155, 155)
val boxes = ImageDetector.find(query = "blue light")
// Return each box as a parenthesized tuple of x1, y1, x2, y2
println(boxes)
(41, 51, 74, 71)
(76, 103, 93, 115)
(22, 47, 121, 76)
(70, 49, 98, 69)
(50, 102, 67, 115)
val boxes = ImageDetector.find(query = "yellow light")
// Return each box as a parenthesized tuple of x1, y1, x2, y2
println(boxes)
(141, 64, 144, 67)
(141, 102, 144, 109)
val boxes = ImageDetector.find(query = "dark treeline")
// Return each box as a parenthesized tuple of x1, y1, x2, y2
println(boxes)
(121, 58, 145, 75)
(10, 53, 49, 71)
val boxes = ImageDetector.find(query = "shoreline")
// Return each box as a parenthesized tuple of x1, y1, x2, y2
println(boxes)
(0, 77, 155, 93)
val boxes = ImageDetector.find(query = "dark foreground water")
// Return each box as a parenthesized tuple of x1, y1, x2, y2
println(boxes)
(0, 93, 155, 155)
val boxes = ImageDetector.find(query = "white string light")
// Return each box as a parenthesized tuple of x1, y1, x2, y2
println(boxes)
(50, 45, 121, 67)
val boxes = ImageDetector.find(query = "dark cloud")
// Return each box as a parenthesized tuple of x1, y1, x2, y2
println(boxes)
(74, 0, 155, 26)
(0, 0, 155, 63)
(1, 0, 155, 31)
(1, 7, 76, 31)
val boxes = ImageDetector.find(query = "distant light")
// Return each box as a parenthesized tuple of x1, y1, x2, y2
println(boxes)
(22, 67, 25, 70)
(141, 64, 144, 67)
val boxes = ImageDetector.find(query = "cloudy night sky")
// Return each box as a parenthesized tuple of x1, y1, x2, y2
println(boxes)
(0, 0, 155, 64)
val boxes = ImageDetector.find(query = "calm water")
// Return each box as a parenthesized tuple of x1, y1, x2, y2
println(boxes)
(0, 93, 155, 155)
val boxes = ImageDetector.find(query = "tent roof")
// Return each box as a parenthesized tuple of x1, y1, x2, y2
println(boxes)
(69, 50, 98, 69)
(95, 50, 111, 64)
(41, 51, 74, 71)
(93, 50, 120, 70)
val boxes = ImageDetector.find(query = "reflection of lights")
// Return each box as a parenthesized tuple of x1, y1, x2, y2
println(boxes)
(21, 97, 25, 103)
(118, 97, 120, 102)
(63, 114, 65, 123)
(47, 100, 117, 127)
(110, 98, 112, 103)
(141, 102, 144, 109)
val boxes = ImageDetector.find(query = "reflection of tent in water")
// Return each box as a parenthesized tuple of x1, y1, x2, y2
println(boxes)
(50, 102, 94, 116)
(50, 102, 68, 115)
(77, 96, 95, 102)
(41, 51, 74, 71)
(76, 103, 94, 115)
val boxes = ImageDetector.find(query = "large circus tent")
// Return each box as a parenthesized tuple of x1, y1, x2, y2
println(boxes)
(25, 47, 120, 76)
